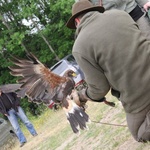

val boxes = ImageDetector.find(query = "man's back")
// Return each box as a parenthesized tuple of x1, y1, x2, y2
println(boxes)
(73, 10, 150, 113)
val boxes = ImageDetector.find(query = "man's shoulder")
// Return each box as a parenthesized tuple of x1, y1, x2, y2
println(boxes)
(103, 9, 132, 22)
(104, 9, 129, 16)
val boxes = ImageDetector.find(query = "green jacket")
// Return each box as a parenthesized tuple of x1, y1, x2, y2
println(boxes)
(90, 0, 148, 13)
(72, 10, 150, 113)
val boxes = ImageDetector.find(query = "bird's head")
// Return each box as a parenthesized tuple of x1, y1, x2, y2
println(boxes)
(63, 70, 77, 78)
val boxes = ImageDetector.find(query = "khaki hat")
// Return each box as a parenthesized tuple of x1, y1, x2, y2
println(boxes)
(66, 0, 105, 29)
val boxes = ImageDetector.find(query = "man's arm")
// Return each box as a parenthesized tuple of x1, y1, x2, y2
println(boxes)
(8, 92, 21, 112)
(12, 92, 20, 105)
(143, 2, 150, 11)
(136, 0, 150, 11)
(73, 53, 110, 101)
(0, 103, 8, 116)
(136, 0, 148, 6)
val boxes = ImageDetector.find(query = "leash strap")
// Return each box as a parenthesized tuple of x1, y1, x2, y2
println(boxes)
(92, 120, 127, 127)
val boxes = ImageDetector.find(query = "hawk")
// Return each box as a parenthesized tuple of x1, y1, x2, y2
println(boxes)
(9, 52, 89, 133)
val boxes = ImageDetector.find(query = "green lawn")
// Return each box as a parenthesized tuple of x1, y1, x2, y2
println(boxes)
(8, 93, 150, 150)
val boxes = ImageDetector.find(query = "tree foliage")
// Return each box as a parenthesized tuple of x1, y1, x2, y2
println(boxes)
(0, 0, 75, 115)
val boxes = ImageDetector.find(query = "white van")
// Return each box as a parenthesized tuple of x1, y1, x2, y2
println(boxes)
(0, 118, 16, 147)
(50, 54, 86, 90)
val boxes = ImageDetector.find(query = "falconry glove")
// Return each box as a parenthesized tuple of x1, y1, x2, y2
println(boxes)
(72, 88, 115, 108)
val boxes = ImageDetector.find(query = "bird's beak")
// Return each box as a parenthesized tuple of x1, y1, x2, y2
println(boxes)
(72, 72, 77, 77)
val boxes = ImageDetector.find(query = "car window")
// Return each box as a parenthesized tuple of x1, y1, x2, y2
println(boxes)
(51, 61, 68, 75)
(66, 55, 76, 63)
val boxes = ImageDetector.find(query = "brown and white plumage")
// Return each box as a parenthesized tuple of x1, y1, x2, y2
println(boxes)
(0, 84, 22, 93)
(9, 52, 90, 133)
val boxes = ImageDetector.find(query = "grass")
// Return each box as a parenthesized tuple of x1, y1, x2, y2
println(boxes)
(1, 137, 17, 150)
(8, 93, 150, 150)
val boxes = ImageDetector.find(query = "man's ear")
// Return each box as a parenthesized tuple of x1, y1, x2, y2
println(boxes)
(75, 18, 80, 27)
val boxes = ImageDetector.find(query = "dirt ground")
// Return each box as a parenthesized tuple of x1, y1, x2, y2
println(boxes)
(4, 94, 150, 150)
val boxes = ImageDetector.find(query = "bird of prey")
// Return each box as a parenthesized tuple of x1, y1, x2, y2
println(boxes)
(0, 83, 22, 93)
(8, 52, 90, 133)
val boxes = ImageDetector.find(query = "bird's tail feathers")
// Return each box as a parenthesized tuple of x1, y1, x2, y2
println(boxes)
(65, 102, 90, 133)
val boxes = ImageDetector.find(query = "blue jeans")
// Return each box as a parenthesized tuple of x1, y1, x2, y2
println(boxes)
(7, 106, 37, 144)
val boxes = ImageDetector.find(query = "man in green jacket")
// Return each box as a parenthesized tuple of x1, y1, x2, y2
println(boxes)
(66, 0, 150, 142)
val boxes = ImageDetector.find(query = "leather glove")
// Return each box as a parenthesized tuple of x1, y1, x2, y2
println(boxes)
(71, 89, 115, 108)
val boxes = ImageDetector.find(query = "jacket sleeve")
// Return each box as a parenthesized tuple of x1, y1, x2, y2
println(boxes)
(9, 92, 21, 112)
(0, 105, 4, 115)
(13, 92, 21, 106)
(73, 53, 110, 101)
(136, 0, 148, 7)
(0, 101, 8, 115)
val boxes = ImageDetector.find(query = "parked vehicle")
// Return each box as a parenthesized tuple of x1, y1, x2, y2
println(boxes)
(50, 54, 87, 90)
(0, 118, 16, 147)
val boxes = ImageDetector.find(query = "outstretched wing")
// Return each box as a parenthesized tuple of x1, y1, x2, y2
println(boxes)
(8, 52, 67, 103)
(0, 84, 22, 93)
(9, 52, 90, 134)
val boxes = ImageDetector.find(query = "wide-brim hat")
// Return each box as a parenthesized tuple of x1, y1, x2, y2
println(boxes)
(66, 0, 105, 29)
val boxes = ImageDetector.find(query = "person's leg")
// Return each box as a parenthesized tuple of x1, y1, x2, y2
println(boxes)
(126, 104, 150, 142)
(137, 111, 150, 142)
(17, 106, 37, 136)
(7, 109, 27, 144)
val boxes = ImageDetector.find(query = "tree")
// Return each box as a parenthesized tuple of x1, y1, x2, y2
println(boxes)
(0, 0, 75, 115)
